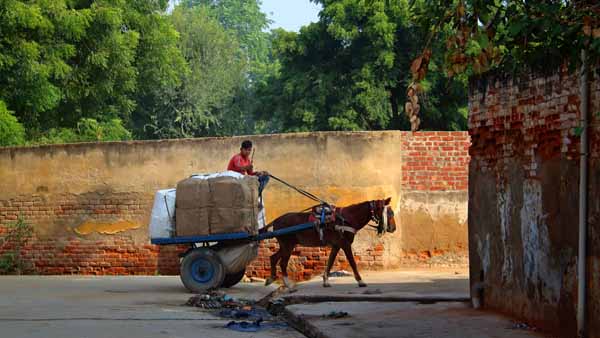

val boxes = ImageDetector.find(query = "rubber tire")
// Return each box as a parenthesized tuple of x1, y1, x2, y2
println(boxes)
(180, 248, 225, 293)
(221, 268, 246, 288)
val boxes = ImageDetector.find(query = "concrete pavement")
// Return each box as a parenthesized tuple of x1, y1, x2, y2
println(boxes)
(281, 268, 471, 301)
(0, 276, 301, 338)
(273, 268, 550, 338)
(0, 270, 551, 338)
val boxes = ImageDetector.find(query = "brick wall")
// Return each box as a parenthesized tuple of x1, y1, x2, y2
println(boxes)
(0, 131, 469, 280)
(398, 132, 470, 266)
(401, 132, 470, 191)
(0, 193, 185, 275)
(246, 239, 386, 280)
(468, 65, 600, 337)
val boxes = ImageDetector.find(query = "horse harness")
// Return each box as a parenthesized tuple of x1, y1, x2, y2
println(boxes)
(309, 201, 389, 242)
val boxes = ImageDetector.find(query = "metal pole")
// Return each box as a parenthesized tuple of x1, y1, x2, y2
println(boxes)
(577, 47, 590, 338)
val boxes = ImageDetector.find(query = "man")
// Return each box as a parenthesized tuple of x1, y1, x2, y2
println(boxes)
(227, 140, 269, 204)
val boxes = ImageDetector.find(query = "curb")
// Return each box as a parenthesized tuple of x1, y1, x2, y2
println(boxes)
(265, 292, 471, 338)
(281, 295, 470, 304)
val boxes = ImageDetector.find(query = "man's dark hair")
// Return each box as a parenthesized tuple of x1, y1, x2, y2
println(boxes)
(241, 140, 252, 149)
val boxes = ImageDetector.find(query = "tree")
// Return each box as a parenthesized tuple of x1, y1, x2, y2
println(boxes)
(0, 101, 25, 147)
(0, 0, 188, 141)
(36, 118, 132, 144)
(179, 0, 275, 136)
(127, 1, 188, 139)
(180, 0, 270, 69)
(0, 0, 88, 135)
(253, 0, 468, 133)
(408, 1, 600, 91)
(145, 5, 245, 138)
(404, 1, 600, 130)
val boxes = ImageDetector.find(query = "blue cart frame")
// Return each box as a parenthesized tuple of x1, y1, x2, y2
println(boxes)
(151, 222, 316, 293)
(151, 222, 315, 246)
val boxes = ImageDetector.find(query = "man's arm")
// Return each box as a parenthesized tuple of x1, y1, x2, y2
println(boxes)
(234, 157, 254, 174)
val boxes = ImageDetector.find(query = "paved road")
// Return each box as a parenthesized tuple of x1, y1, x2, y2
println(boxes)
(0, 269, 550, 338)
(280, 268, 549, 338)
(0, 276, 302, 338)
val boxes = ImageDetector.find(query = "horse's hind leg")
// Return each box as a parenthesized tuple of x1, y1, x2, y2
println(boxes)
(342, 244, 367, 287)
(323, 246, 340, 287)
(265, 244, 281, 286)
(279, 243, 296, 291)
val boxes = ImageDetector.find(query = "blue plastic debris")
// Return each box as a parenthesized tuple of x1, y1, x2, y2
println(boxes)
(218, 308, 271, 321)
(225, 319, 288, 332)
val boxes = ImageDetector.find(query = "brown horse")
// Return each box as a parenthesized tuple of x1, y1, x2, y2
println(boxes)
(264, 198, 396, 289)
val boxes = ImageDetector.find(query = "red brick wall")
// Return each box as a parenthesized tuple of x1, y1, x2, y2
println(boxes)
(246, 239, 386, 281)
(401, 132, 470, 191)
(0, 193, 185, 275)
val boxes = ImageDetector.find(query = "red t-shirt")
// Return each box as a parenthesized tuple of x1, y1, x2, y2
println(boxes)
(227, 154, 255, 175)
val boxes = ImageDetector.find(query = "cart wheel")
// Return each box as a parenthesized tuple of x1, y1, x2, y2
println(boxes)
(221, 268, 246, 288)
(180, 248, 225, 293)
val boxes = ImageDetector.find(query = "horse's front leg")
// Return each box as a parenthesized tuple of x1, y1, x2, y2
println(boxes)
(323, 246, 340, 287)
(342, 244, 367, 287)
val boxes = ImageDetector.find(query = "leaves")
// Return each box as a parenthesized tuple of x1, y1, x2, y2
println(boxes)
(0, 100, 25, 146)
(253, 0, 467, 133)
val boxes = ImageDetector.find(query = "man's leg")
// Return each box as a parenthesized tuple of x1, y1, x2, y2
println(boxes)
(258, 175, 270, 195)
(258, 175, 270, 208)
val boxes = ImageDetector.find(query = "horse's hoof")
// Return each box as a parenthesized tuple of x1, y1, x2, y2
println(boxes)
(323, 282, 331, 288)
(358, 282, 367, 288)
(265, 278, 274, 286)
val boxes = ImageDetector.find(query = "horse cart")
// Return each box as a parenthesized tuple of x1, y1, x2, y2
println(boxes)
(151, 221, 317, 293)
(149, 172, 333, 293)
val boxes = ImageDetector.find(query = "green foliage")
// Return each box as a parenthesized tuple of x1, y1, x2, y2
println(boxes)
(36, 118, 132, 144)
(0, 0, 187, 139)
(0, 0, 470, 138)
(252, 0, 467, 132)
(181, 0, 271, 67)
(0, 215, 35, 275)
(410, 1, 600, 77)
(178, 0, 275, 136)
(0, 101, 25, 146)
(144, 5, 245, 138)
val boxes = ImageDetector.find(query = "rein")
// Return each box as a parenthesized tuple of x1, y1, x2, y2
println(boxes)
(263, 175, 390, 236)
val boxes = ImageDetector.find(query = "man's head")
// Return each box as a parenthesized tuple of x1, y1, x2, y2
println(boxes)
(240, 140, 252, 158)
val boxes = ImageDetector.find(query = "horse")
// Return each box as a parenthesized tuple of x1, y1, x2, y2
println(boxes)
(263, 198, 396, 290)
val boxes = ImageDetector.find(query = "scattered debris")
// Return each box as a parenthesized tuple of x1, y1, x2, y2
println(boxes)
(218, 308, 272, 321)
(225, 319, 288, 332)
(226, 319, 264, 332)
(323, 311, 349, 319)
(241, 275, 267, 283)
(188, 291, 288, 332)
(266, 297, 287, 315)
(509, 322, 537, 331)
(362, 288, 383, 295)
(185, 291, 252, 309)
(328, 270, 352, 277)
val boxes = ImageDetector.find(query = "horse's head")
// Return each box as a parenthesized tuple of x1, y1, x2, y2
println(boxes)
(370, 197, 396, 235)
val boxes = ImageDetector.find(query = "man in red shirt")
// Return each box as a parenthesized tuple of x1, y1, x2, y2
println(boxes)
(227, 140, 269, 202)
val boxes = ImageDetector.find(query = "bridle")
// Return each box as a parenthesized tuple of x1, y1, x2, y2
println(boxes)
(327, 200, 391, 236)
(368, 200, 390, 236)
